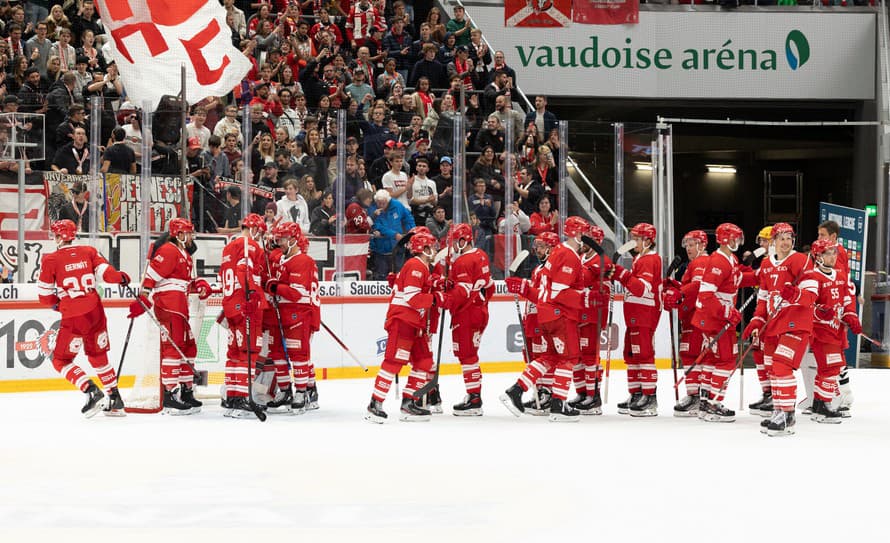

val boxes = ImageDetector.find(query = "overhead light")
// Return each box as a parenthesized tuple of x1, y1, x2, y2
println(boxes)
(707, 164, 736, 174)
(634, 162, 653, 171)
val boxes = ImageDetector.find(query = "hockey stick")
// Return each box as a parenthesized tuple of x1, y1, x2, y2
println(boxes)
(242, 234, 268, 422)
(860, 331, 889, 350)
(414, 229, 454, 400)
(115, 317, 135, 383)
(580, 236, 608, 402)
(662, 255, 683, 401)
(507, 249, 538, 410)
(321, 320, 369, 371)
(261, 241, 295, 381)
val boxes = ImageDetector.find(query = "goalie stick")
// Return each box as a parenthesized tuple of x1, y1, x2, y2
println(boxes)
(507, 249, 538, 410)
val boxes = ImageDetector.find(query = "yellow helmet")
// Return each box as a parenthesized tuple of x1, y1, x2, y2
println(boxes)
(756, 225, 772, 243)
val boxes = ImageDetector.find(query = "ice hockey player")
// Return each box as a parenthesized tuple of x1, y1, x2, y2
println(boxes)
(37, 219, 130, 417)
(665, 230, 709, 417)
(571, 224, 612, 415)
(504, 231, 560, 415)
(610, 222, 663, 417)
(129, 218, 210, 415)
(219, 213, 268, 417)
(366, 232, 441, 423)
(806, 238, 860, 423)
(690, 223, 757, 422)
(255, 223, 289, 412)
(500, 216, 602, 422)
(264, 222, 321, 414)
(436, 223, 493, 416)
(743, 223, 816, 436)
(747, 225, 774, 416)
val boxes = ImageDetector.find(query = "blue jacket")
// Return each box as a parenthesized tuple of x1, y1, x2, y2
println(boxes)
(368, 199, 415, 254)
(524, 110, 558, 136)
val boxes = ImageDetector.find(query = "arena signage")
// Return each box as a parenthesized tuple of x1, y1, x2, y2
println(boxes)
(471, 9, 875, 99)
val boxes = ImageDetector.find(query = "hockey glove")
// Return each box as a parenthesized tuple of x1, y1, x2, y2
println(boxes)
(611, 264, 631, 284)
(583, 288, 602, 309)
(742, 317, 764, 340)
(193, 279, 212, 300)
(842, 314, 863, 335)
(662, 286, 682, 311)
(779, 283, 801, 303)
(427, 273, 446, 292)
(265, 280, 281, 295)
(127, 295, 151, 319)
(815, 305, 836, 321)
(386, 272, 397, 288)
(434, 291, 454, 311)
(505, 277, 529, 297)
(664, 278, 682, 291)
(726, 307, 742, 327)
(119, 271, 131, 286)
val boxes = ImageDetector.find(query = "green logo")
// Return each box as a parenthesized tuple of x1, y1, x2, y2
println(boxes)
(785, 30, 810, 70)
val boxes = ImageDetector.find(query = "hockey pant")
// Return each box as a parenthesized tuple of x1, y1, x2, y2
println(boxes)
(697, 328, 738, 403)
(526, 328, 556, 391)
(624, 326, 656, 396)
(154, 305, 197, 391)
(371, 319, 433, 403)
(52, 304, 117, 393)
(224, 310, 264, 398)
(516, 318, 580, 401)
(678, 325, 706, 397)
(762, 332, 810, 412)
(451, 308, 487, 395)
(809, 340, 846, 402)
(576, 321, 603, 396)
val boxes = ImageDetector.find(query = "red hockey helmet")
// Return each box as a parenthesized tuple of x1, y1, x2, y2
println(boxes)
(564, 216, 589, 238)
(682, 230, 708, 247)
(535, 231, 560, 248)
(51, 219, 77, 241)
(811, 238, 838, 259)
(715, 223, 744, 247)
(169, 218, 194, 238)
(587, 224, 605, 245)
(242, 213, 267, 232)
(409, 232, 437, 254)
(630, 222, 656, 241)
(275, 221, 303, 240)
(450, 223, 473, 244)
(408, 226, 431, 237)
(771, 222, 795, 238)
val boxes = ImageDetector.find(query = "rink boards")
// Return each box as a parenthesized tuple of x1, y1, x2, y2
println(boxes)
(0, 281, 675, 393)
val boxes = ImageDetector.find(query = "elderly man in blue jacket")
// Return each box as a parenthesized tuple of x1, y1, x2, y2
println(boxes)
(368, 189, 415, 280)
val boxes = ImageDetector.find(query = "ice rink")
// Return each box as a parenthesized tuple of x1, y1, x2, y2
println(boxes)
(1, 368, 888, 542)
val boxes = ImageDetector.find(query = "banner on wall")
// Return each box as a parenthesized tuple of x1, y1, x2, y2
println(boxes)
(573, 0, 639, 25)
(0, 184, 46, 231)
(505, 0, 573, 28)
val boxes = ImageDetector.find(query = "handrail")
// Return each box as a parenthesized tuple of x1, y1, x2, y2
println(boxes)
(452, 0, 629, 239)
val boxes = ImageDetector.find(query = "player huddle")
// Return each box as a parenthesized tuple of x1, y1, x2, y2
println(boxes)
(37, 214, 860, 436)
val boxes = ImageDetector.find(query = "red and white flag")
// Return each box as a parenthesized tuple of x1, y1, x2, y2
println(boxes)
(573, 0, 640, 25)
(94, 0, 251, 107)
(505, 0, 572, 28)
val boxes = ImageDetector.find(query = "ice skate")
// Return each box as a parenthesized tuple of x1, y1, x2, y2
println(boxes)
(452, 393, 483, 416)
(306, 385, 319, 410)
(224, 397, 257, 419)
(765, 410, 796, 437)
(162, 388, 192, 416)
(617, 391, 642, 415)
(673, 395, 700, 418)
(548, 398, 580, 422)
(425, 386, 443, 414)
(81, 382, 105, 419)
(567, 392, 587, 409)
(364, 399, 387, 424)
(702, 402, 735, 423)
(399, 398, 431, 422)
(522, 387, 551, 416)
(499, 384, 525, 417)
(180, 386, 203, 414)
(291, 390, 307, 414)
(266, 387, 294, 414)
(810, 399, 843, 424)
(748, 391, 773, 417)
(102, 387, 125, 417)
(576, 391, 603, 415)
(629, 394, 658, 417)
(833, 389, 853, 418)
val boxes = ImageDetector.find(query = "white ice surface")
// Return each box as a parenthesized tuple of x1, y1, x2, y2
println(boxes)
(1, 369, 888, 543)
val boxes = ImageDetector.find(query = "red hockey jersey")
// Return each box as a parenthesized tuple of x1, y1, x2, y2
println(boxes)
(692, 250, 757, 334)
(580, 252, 611, 329)
(618, 251, 662, 329)
(537, 243, 585, 323)
(387, 255, 435, 330)
(37, 245, 125, 317)
(220, 235, 267, 319)
(447, 248, 493, 316)
(678, 253, 709, 326)
(143, 242, 193, 317)
(272, 251, 321, 331)
(753, 251, 816, 336)
(810, 267, 857, 346)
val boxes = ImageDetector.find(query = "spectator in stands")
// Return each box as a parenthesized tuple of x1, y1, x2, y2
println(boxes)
(57, 181, 91, 232)
(489, 50, 516, 87)
(5, 55, 28, 97)
(514, 165, 544, 217)
(468, 29, 491, 85)
(346, 0, 381, 51)
(381, 152, 410, 208)
(345, 67, 375, 109)
(393, 93, 418, 127)
(248, 102, 274, 138)
(426, 6, 446, 44)
(498, 200, 531, 235)
(342, 154, 365, 201)
(483, 70, 511, 118)
(426, 205, 450, 242)
(474, 114, 505, 154)
(409, 42, 447, 90)
(121, 108, 142, 162)
(18, 67, 45, 114)
(346, 189, 373, 234)
(413, 76, 436, 118)
(529, 195, 558, 235)
(6, 24, 26, 61)
(446, 5, 473, 47)
(54, 103, 86, 150)
(100, 127, 136, 174)
(383, 17, 413, 83)
(438, 32, 457, 65)
(51, 125, 88, 174)
(492, 94, 525, 144)
(376, 58, 404, 100)
(310, 190, 337, 236)
(525, 95, 558, 138)
(274, 147, 302, 179)
(299, 174, 323, 212)
(400, 114, 429, 148)
(52, 27, 76, 73)
(272, 175, 309, 231)
(253, 161, 280, 214)
(533, 143, 559, 204)
(469, 178, 496, 236)
(446, 45, 474, 92)
(304, 127, 331, 191)
(71, 55, 90, 103)
(76, 29, 106, 73)
(218, 186, 243, 234)
(214, 104, 242, 144)
(423, 93, 453, 145)
(263, 202, 277, 230)
(25, 21, 51, 76)
(360, 104, 394, 164)
(222, 133, 241, 165)
(208, 135, 231, 179)
(186, 106, 212, 150)
(223, 0, 247, 42)
(411, 22, 436, 64)
(82, 64, 122, 144)
(408, 157, 436, 225)
(368, 189, 415, 280)
(471, 145, 505, 217)
(44, 71, 77, 156)
(45, 55, 63, 84)
(70, 0, 101, 40)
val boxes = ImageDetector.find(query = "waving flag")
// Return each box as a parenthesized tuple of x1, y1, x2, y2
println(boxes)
(505, 0, 572, 28)
(94, 0, 251, 107)
(573, 0, 639, 25)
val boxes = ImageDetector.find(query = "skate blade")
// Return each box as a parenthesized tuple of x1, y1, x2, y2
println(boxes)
(163, 407, 193, 416)
(498, 394, 523, 418)
(766, 428, 796, 437)
(452, 408, 483, 417)
(617, 407, 630, 415)
(429, 404, 444, 414)
(578, 407, 603, 416)
(750, 408, 772, 418)
(548, 414, 580, 422)
(364, 412, 386, 424)
(673, 410, 699, 418)
(223, 409, 256, 419)
(398, 413, 431, 422)
(306, 402, 319, 411)
(811, 414, 842, 424)
(524, 408, 547, 416)
(267, 406, 295, 415)
(629, 409, 658, 417)
(702, 414, 735, 423)
(102, 409, 127, 417)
